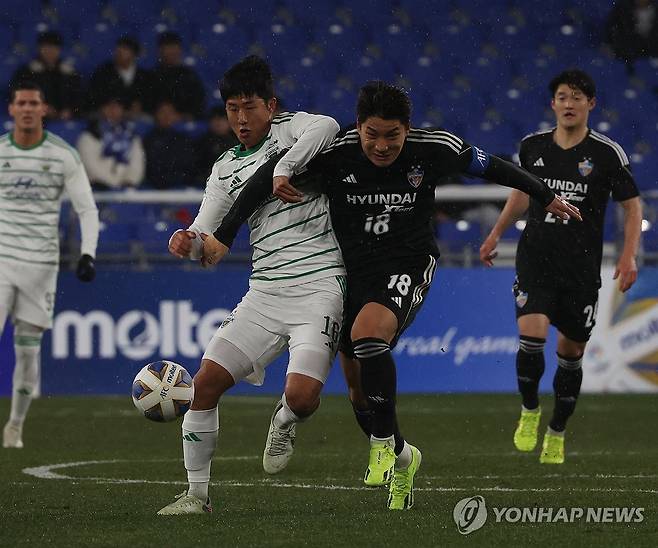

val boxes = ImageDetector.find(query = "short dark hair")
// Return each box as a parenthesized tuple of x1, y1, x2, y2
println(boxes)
(117, 35, 141, 55)
(356, 81, 411, 125)
(37, 30, 62, 46)
(10, 81, 45, 103)
(219, 55, 274, 103)
(549, 69, 596, 99)
(157, 31, 182, 47)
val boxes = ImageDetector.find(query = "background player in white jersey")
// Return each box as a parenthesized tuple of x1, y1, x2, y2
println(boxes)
(158, 56, 343, 515)
(480, 69, 642, 464)
(1, 81, 99, 449)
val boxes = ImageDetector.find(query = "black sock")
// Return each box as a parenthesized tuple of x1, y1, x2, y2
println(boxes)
(352, 402, 405, 453)
(516, 336, 546, 410)
(353, 337, 398, 439)
(351, 403, 373, 438)
(549, 353, 583, 432)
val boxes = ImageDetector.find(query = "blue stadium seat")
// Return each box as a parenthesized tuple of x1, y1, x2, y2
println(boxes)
(436, 219, 483, 253)
(45, 120, 85, 147)
(313, 85, 358, 126)
(96, 221, 138, 255)
(49, 0, 105, 28)
(0, 0, 43, 26)
(107, 0, 164, 25)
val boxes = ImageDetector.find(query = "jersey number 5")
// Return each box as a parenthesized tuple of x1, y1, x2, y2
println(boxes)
(364, 214, 390, 234)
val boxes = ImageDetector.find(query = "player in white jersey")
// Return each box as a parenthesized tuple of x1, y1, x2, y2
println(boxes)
(158, 56, 343, 515)
(1, 81, 99, 449)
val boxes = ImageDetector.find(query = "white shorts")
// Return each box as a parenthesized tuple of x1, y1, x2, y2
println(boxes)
(0, 261, 58, 329)
(203, 275, 345, 386)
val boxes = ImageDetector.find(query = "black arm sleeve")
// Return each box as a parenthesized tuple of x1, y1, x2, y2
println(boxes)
(212, 152, 283, 247)
(483, 155, 555, 207)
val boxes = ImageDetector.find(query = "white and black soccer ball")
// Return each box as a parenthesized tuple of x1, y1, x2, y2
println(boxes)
(132, 360, 194, 422)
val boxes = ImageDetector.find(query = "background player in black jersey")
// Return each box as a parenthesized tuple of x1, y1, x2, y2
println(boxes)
(479, 69, 643, 465)
(203, 81, 580, 510)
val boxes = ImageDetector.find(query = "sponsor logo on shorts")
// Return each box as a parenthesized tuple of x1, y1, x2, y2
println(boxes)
(516, 291, 528, 308)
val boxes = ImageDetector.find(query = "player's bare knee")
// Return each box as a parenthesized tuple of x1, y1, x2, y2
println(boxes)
(192, 360, 235, 409)
(284, 388, 320, 418)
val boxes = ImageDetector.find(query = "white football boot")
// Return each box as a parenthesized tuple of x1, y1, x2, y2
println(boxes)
(157, 491, 212, 515)
(262, 399, 296, 474)
(3, 422, 24, 449)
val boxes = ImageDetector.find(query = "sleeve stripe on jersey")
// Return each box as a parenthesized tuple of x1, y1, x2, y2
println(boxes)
(406, 136, 461, 154)
(409, 128, 463, 147)
(520, 127, 554, 142)
(589, 130, 630, 166)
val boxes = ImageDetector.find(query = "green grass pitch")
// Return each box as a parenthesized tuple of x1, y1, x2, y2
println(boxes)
(0, 394, 656, 547)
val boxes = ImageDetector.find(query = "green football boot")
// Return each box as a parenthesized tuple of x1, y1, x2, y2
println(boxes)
(513, 407, 541, 452)
(387, 445, 422, 510)
(363, 439, 396, 486)
(540, 430, 565, 464)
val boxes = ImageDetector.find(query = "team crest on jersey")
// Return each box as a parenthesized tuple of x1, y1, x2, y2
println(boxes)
(578, 158, 593, 177)
(515, 291, 528, 308)
(407, 165, 424, 188)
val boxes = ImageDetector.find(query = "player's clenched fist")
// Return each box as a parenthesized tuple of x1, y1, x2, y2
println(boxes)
(168, 229, 197, 258)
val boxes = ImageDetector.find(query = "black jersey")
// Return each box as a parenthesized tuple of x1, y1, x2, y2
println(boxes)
(302, 128, 479, 278)
(517, 128, 639, 289)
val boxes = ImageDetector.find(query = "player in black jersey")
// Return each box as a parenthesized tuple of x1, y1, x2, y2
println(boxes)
(480, 70, 643, 464)
(203, 82, 580, 510)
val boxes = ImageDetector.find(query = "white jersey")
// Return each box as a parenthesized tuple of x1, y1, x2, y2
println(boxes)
(189, 111, 345, 288)
(0, 131, 99, 270)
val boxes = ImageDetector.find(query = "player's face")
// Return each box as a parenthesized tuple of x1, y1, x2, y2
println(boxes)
(357, 117, 409, 167)
(551, 84, 595, 130)
(8, 90, 47, 132)
(225, 95, 276, 149)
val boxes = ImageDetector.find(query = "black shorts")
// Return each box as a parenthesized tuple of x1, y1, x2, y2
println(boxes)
(340, 255, 438, 357)
(512, 277, 599, 342)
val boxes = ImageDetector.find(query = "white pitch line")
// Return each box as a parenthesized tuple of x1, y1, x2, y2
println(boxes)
(20, 460, 658, 494)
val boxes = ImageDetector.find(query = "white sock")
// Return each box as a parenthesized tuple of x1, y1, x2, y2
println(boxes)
(395, 441, 413, 469)
(547, 426, 565, 437)
(182, 407, 219, 500)
(370, 435, 395, 448)
(9, 328, 42, 427)
(522, 405, 540, 413)
(273, 393, 301, 428)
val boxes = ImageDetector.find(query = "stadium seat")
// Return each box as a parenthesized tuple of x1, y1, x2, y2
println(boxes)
(45, 120, 85, 147)
(0, 0, 43, 26)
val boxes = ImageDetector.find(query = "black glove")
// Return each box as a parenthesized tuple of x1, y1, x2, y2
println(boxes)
(76, 254, 96, 282)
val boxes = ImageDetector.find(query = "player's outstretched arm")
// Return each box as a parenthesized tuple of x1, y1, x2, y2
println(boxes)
(479, 189, 529, 267)
(614, 196, 642, 292)
(212, 153, 283, 248)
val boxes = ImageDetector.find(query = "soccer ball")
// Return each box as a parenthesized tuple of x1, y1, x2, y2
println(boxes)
(132, 360, 194, 422)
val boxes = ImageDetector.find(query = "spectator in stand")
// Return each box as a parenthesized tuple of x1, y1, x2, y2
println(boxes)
(87, 36, 154, 118)
(77, 97, 145, 190)
(194, 106, 238, 183)
(151, 32, 206, 119)
(606, 0, 658, 66)
(143, 101, 195, 189)
(11, 31, 83, 120)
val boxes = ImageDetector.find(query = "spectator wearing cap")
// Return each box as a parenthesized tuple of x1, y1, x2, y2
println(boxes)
(193, 106, 238, 183)
(151, 32, 206, 119)
(11, 31, 83, 119)
(87, 35, 154, 117)
(77, 97, 145, 190)
(143, 101, 196, 189)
